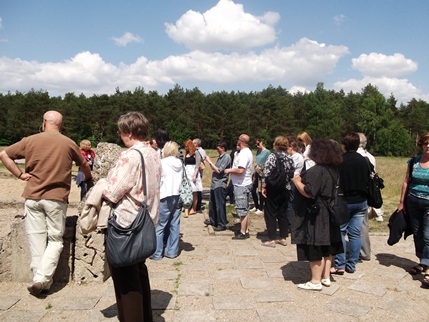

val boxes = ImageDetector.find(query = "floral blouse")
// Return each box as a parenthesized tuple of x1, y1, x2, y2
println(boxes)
(262, 151, 295, 190)
(103, 142, 161, 227)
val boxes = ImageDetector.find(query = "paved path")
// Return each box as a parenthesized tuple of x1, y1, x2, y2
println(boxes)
(0, 210, 428, 321)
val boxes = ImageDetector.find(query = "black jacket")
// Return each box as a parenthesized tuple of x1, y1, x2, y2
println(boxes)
(387, 209, 413, 246)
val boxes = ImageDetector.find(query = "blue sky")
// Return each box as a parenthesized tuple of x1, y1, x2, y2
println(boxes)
(1, 0, 428, 104)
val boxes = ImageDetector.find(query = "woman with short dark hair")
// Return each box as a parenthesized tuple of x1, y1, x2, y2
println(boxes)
(291, 140, 343, 290)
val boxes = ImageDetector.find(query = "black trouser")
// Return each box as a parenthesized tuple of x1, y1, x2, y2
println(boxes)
(226, 180, 235, 204)
(208, 187, 227, 228)
(264, 188, 289, 241)
(196, 191, 203, 211)
(110, 260, 153, 322)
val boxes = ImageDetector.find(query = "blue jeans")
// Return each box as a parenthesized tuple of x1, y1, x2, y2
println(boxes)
(407, 194, 429, 266)
(334, 200, 367, 272)
(208, 187, 227, 229)
(152, 195, 181, 260)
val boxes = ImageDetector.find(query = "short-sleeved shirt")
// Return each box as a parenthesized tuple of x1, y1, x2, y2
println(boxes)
(5, 131, 85, 203)
(103, 142, 161, 227)
(211, 152, 231, 190)
(197, 147, 206, 160)
(231, 147, 253, 187)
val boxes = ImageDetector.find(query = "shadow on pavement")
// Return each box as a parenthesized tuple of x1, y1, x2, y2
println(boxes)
(280, 261, 311, 284)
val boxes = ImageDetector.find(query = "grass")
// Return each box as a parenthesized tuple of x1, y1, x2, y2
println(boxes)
(0, 146, 408, 233)
(371, 156, 407, 232)
(172, 260, 183, 295)
(203, 151, 409, 233)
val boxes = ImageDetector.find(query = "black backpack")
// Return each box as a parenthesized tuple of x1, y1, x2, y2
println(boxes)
(265, 152, 292, 190)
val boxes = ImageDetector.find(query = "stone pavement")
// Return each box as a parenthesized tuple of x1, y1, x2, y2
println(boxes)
(0, 209, 428, 321)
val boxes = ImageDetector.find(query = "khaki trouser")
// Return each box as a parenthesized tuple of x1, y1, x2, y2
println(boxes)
(24, 199, 67, 289)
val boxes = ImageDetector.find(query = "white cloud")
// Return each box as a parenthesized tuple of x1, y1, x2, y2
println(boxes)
(0, 17, 3, 29)
(289, 86, 309, 95)
(352, 53, 418, 77)
(333, 52, 426, 104)
(333, 14, 346, 26)
(335, 76, 429, 104)
(165, 0, 279, 51)
(112, 32, 143, 47)
(0, 38, 348, 97)
(154, 38, 348, 85)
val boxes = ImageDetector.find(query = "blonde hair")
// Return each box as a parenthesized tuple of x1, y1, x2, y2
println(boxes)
(162, 141, 179, 158)
(297, 131, 312, 147)
(80, 139, 91, 149)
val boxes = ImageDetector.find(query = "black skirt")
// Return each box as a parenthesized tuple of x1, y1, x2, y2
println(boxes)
(296, 242, 343, 262)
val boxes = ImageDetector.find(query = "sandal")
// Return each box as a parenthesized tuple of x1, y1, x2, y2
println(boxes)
(276, 239, 288, 246)
(261, 241, 276, 248)
(409, 264, 427, 275)
(330, 267, 345, 275)
(422, 274, 429, 286)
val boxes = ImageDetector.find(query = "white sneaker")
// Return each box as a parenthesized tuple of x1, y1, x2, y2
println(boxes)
(298, 281, 322, 291)
(255, 210, 264, 215)
(250, 207, 257, 212)
(321, 278, 331, 287)
(375, 216, 384, 222)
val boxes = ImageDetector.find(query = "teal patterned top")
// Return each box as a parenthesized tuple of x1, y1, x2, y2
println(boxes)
(409, 156, 429, 200)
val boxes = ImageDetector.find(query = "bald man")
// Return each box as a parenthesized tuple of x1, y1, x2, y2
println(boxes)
(0, 110, 92, 296)
(225, 134, 253, 239)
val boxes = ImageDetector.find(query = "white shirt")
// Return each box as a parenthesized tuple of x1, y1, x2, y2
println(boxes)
(231, 147, 253, 186)
(303, 144, 315, 170)
(357, 147, 376, 170)
(290, 152, 304, 177)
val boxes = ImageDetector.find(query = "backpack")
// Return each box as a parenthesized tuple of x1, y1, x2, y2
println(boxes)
(325, 169, 350, 226)
(265, 152, 293, 190)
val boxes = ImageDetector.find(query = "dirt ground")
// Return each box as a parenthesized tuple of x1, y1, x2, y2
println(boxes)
(0, 175, 81, 237)
(0, 172, 81, 204)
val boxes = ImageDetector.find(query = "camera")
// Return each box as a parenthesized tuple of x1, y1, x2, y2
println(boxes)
(307, 202, 320, 216)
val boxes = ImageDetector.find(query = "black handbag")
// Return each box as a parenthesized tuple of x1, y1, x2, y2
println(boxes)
(105, 149, 157, 267)
(325, 168, 350, 226)
(366, 159, 384, 208)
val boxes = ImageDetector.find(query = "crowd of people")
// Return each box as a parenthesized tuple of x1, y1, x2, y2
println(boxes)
(3, 109, 429, 321)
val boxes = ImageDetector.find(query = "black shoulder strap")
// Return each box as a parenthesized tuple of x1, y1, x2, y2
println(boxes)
(324, 166, 340, 196)
(364, 156, 374, 174)
(133, 149, 147, 204)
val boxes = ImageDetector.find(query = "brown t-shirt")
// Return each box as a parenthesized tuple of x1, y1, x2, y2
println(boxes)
(5, 132, 86, 203)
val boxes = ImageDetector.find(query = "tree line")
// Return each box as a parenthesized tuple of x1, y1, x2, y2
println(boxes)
(0, 82, 428, 156)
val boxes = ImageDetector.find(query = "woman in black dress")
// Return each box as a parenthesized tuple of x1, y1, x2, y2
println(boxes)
(291, 140, 343, 291)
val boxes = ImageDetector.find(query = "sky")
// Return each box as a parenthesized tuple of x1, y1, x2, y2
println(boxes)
(1, 0, 428, 105)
